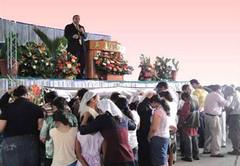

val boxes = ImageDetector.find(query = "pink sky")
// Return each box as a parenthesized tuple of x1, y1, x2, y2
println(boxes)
(1, 0, 240, 85)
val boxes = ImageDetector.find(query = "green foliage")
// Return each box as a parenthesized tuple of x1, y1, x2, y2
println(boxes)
(18, 42, 56, 78)
(33, 28, 61, 56)
(154, 56, 173, 81)
(154, 56, 180, 81)
(172, 59, 179, 71)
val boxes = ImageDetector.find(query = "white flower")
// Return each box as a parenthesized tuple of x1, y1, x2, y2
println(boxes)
(72, 59, 76, 63)
(41, 60, 44, 62)
(107, 60, 110, 64)
(34, 60, 38, 63)
(33, 65, 36, 69)
(46, 63, 49, 66)
(102, 63, 106, 66)
(94, 57, 98, 60)
(110, 61, 114, 63)
(67, 64, 72, 68)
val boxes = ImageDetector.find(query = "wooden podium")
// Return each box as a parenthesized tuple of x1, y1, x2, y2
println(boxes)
(85, 39, 122, 80)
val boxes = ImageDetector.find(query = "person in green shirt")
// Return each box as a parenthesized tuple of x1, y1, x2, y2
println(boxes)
(40, 96, 78, 166)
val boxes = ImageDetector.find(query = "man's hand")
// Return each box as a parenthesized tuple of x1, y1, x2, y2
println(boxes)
(80, 27, 85, 34)
(147, 92, 156, 99)
(73, 34, 79, 39)
(7, 88, 16, 95)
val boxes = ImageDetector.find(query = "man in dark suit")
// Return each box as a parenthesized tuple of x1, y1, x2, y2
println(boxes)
(64, 15, 87, 78)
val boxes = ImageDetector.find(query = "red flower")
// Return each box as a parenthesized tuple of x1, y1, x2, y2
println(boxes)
(58, 60, 61, 63)
(31, 85, 40, 95)
(59, 64, 63, 70)
(72, 56, 77, 60)
(78, 63, 81, 66)
(77, 68, 81, 73)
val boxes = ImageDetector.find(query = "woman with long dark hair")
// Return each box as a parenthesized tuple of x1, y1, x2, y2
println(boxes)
(159, 91, 178, 166)
(50, 110, 78, 166)
(148, 95, 177, 166)
(115, 97, 140, 166)
(79, 99, 136, 166)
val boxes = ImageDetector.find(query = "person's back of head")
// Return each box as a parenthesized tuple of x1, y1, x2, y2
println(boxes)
(53, 97, 67, 110)
(150, 94, 170, 116)
(110, 92, 121, 103)
(223, 86, 235, 97)
(53, 110, 69, 125)
(13, 85, 27, 98)
(235, 86, 240, 92)
(115, 97, 133, 120)
(156, 82, 168, 91)
(159, 91, 173, 102)
(190, 79, 201, 89)
(77, 88, 89, 100)
(44, 91, 58, 105)
(211, 85, 221, 92)
(181, 92, 190, 102)
(182, 84, 190, 92)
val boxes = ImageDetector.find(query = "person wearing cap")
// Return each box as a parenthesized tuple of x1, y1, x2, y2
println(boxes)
(223, 86, 240, 155)
(203, 85, 231, 157)
(190, 79, 208, 148)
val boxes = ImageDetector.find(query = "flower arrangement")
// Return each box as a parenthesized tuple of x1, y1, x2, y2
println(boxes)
(55, 50, 81, 79)
(94, 51, 133, 75)
(19, 42, 55, 78)
(138, 54, 157, 81)
(28, 84, 44, 105)
(154, 56, 180, 81)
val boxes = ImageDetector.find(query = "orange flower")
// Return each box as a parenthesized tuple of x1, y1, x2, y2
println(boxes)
(62, 50, 67, 55)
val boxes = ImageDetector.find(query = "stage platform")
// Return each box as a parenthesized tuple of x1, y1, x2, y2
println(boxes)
(0, 77, 188, 99)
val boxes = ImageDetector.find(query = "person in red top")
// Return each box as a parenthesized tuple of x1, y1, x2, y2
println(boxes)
(179, 93, 200, 162)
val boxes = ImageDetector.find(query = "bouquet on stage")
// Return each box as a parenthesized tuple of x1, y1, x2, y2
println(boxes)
(55, 50, 81, 79)
(94, 51, 133, 76)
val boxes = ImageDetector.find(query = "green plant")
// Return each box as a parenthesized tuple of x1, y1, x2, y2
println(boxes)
(33, 28, 61, 56)
(172, 59, 179, 71)
(19, 42, 56, 78)
(154, 56, 173, 81)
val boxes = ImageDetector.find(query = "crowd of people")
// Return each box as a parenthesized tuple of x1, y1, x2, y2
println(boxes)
(0, 79, 239, 166)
